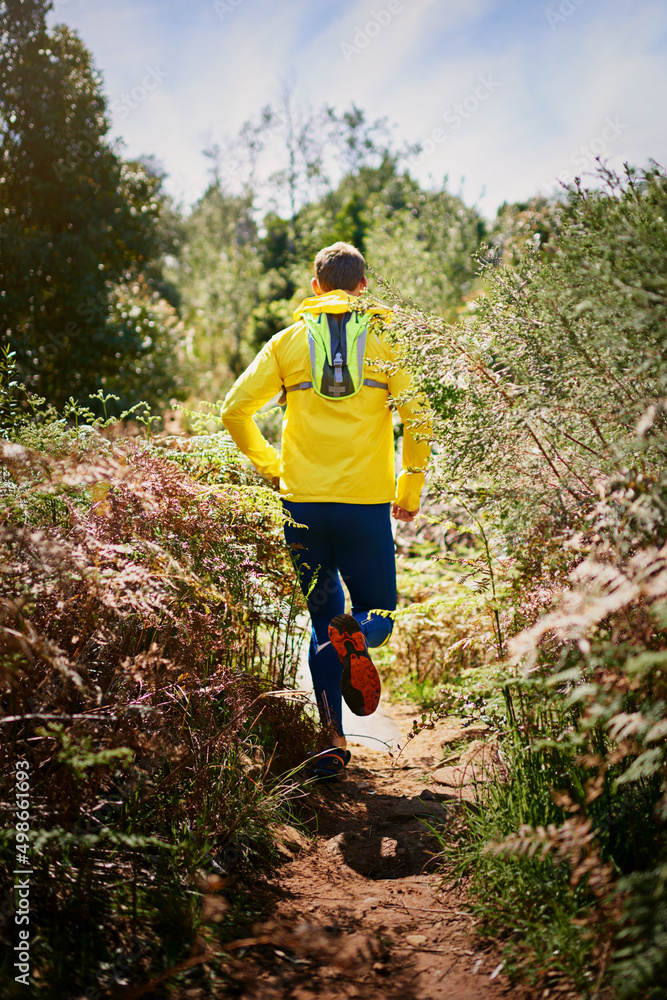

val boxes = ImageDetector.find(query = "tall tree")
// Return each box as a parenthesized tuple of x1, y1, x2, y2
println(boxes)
(173, 184, 262, 396)
(0, 0, 181, 409)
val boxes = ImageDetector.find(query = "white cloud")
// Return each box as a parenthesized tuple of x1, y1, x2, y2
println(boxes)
(49, 0, 667, 216)
(373, 0, 667, 214)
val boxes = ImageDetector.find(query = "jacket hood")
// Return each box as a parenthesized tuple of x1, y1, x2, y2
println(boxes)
(293, 290, 392, 321)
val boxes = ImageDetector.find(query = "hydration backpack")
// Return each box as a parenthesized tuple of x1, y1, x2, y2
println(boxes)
(285, 311, 388, 401)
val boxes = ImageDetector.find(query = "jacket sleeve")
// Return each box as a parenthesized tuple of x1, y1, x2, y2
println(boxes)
(387, 367, 432, 512)
(219, 337, 284, 480)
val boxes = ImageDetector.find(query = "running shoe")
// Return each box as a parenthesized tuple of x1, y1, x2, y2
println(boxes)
(328, 614, 381, 716)
(310, 746, 351, 780)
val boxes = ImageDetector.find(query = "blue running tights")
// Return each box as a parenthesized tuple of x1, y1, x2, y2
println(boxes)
(283, 501, 396, 736)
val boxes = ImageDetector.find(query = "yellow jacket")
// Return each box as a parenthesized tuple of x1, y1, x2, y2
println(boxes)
(220, 291, 430, 510)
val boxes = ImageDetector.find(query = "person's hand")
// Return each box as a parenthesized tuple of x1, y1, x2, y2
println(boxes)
(392, 503, 419, 522)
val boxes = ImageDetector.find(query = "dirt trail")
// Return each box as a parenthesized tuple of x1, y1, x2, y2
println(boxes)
(232, 704, 533, 1000)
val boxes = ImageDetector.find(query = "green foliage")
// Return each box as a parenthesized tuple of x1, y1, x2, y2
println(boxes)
(168, 184, 263, 396)
(392, 165, 667, 569)
(0, 345, 22, 434)
(6, 12, 666, 991)
(365, 182, 486, 317)
(102, 278, 187, 409)
(0, 2, 183, 412)
(379, 503, 511, 705)
(172, 97, 486, 405)
(37, 722, 135, 779)
(293, 159, 485, 318)
(0, 382, 322, 997)
(614, 863, 667, 999)
(391, 165, 667, 997)
(325, 103, 396, 175)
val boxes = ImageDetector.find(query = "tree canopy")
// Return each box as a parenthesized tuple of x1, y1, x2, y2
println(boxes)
(1, 3, 549, 409)
(0, 0, 184, 411)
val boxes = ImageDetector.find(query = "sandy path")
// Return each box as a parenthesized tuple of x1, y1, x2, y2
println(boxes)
(230, 704, 533, 1000)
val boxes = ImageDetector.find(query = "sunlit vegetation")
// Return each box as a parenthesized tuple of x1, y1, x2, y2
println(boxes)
(386, 165, 667, 998)
(2, 2, 667, 998)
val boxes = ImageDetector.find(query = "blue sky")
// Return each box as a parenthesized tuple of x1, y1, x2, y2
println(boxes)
(49, 0, 667, 219)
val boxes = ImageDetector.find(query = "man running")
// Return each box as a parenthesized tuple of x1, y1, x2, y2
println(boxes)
(220, 242, 430, 777)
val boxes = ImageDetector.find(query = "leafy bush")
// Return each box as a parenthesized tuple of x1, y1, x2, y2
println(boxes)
(390, 164, 667, 998)
(0, 2, 184, 412)
(0, 365, 320, 997)
(378, 495, 512, 706)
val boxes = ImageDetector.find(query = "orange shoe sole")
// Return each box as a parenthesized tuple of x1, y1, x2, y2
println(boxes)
(328, 614, 381, 717)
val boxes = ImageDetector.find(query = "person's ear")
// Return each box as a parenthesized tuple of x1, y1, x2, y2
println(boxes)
(359, 276, 368, 292)
(312, 277, 323, 295)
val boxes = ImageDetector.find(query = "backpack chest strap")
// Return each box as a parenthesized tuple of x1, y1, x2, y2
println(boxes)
(284, 379, 388, 393)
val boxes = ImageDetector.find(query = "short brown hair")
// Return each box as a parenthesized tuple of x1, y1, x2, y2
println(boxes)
(314, 242, 366, 292)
